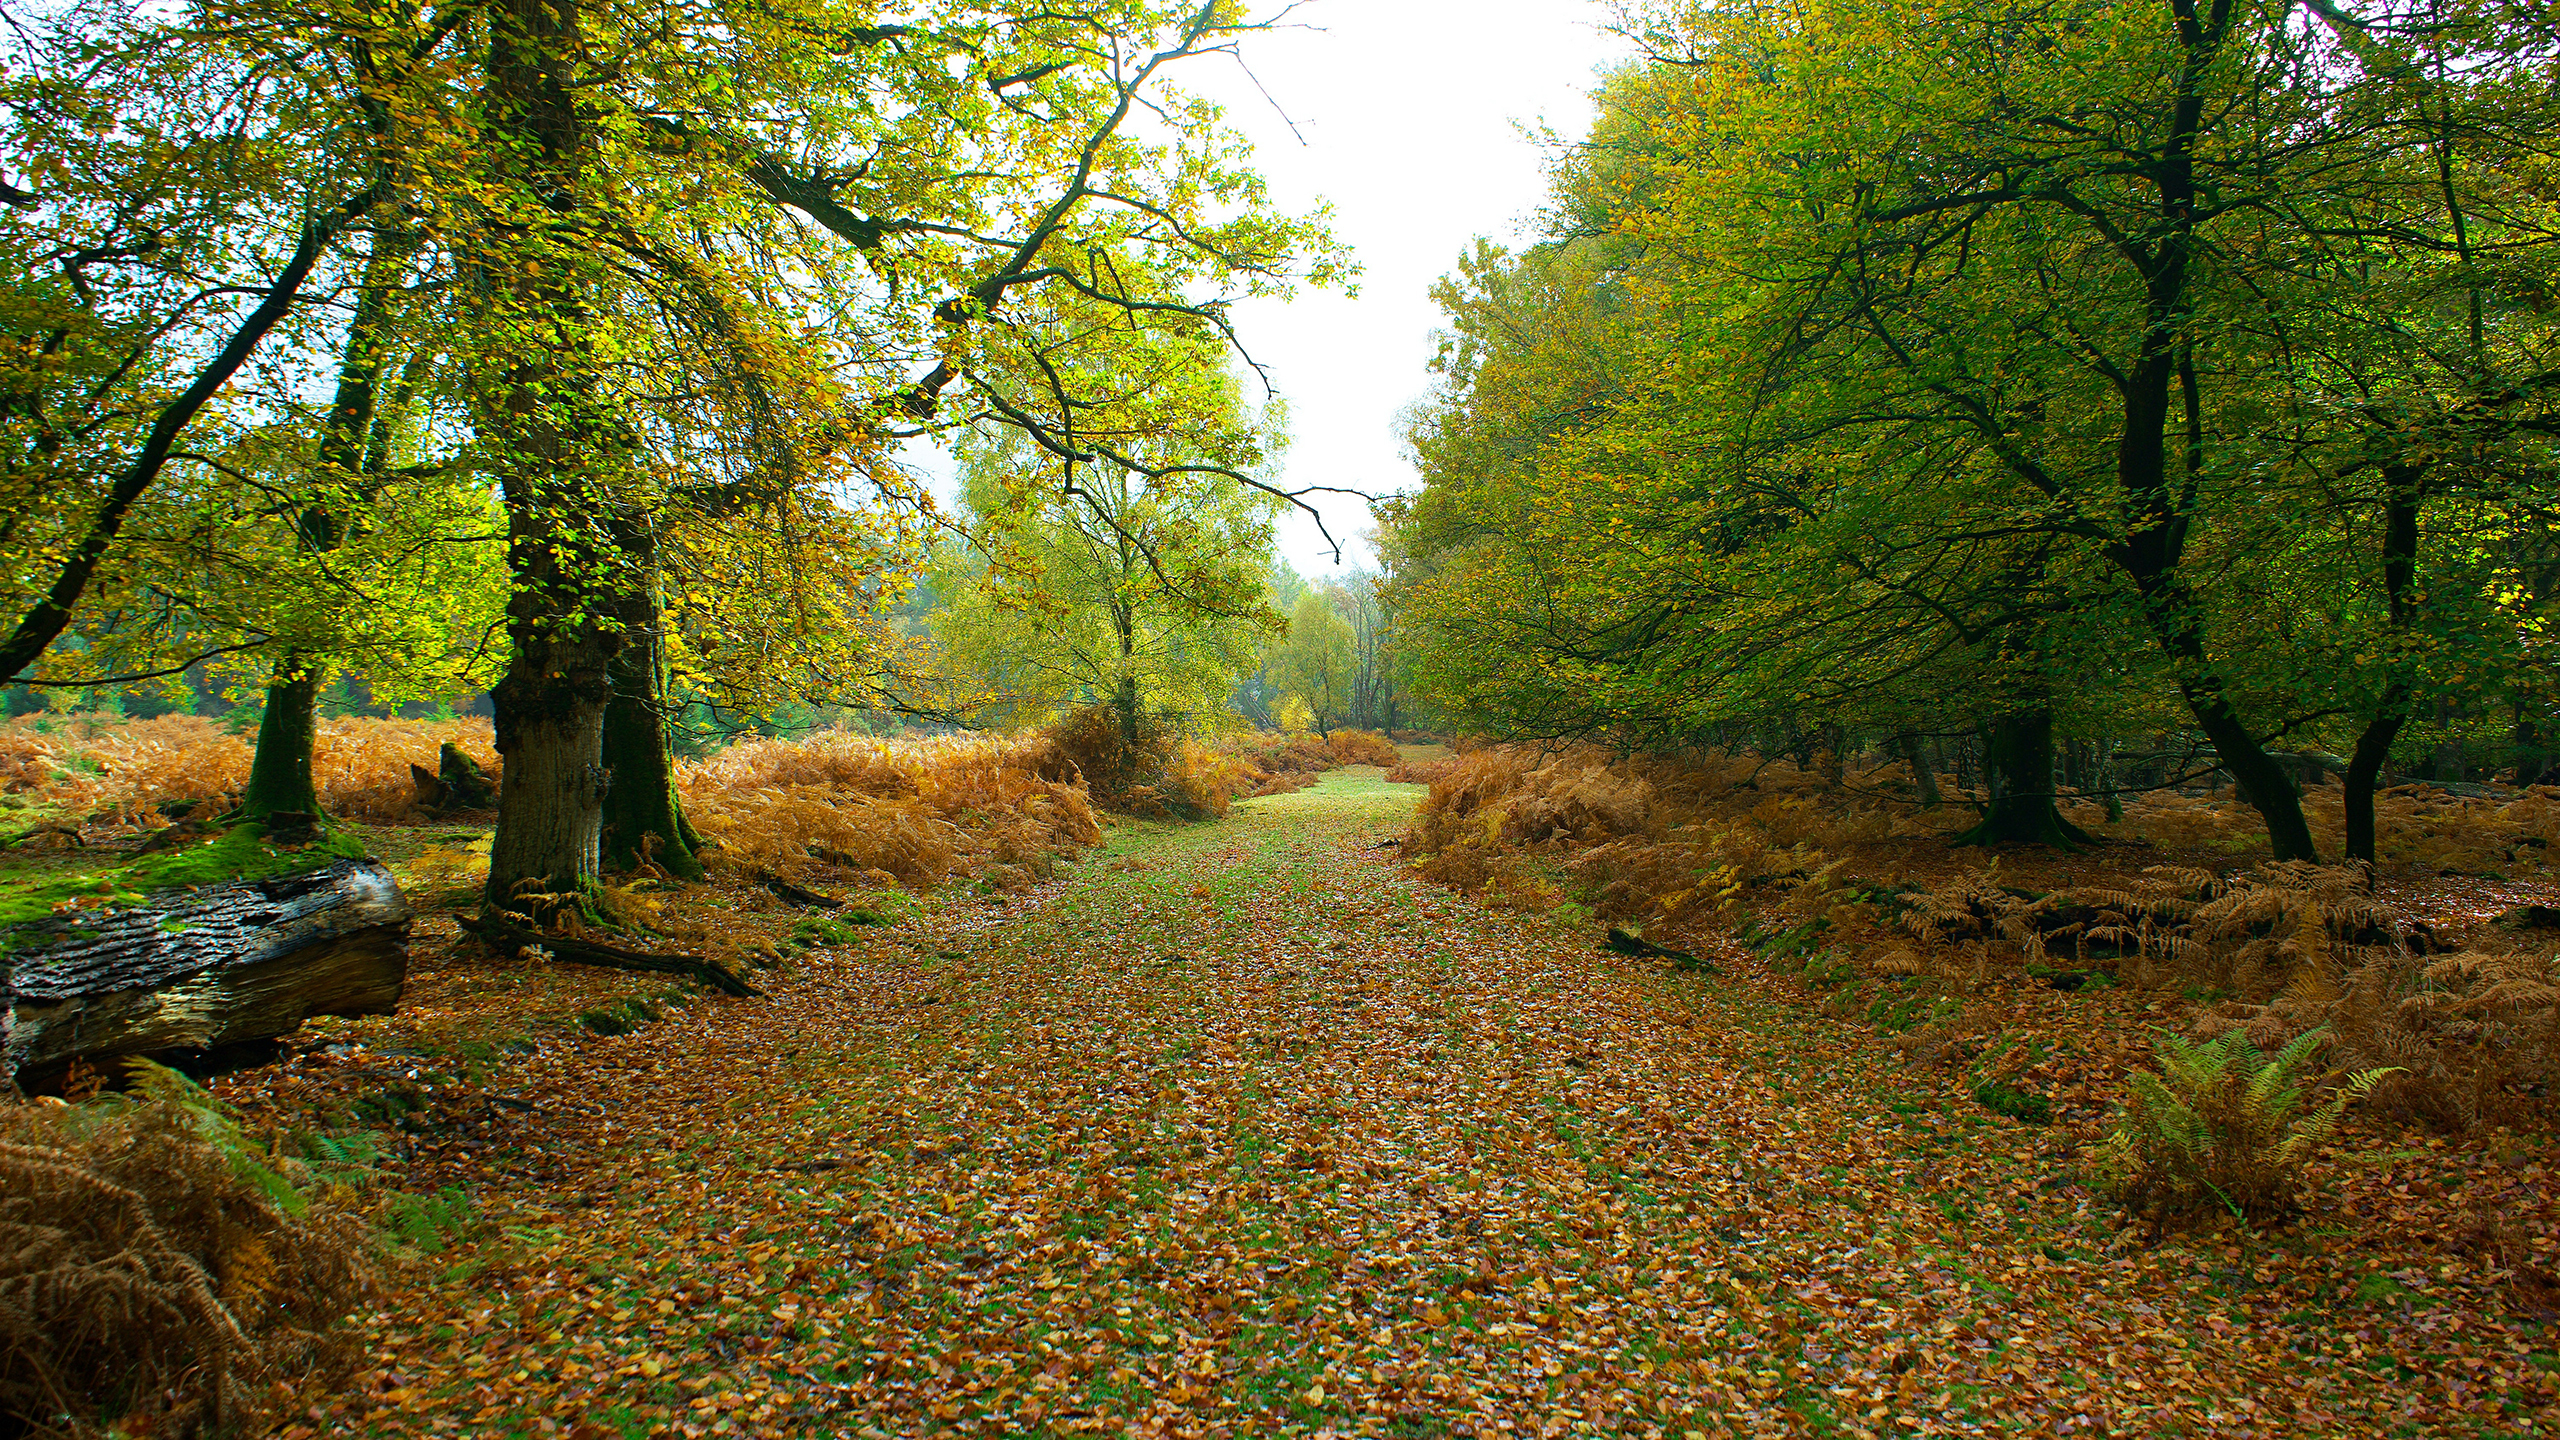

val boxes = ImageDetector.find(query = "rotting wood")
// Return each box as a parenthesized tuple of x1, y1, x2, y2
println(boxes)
(3, 858, 410, 1083)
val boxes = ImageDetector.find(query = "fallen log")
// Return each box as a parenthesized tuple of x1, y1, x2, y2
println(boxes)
(3, 858, 411, 1086)
(761, 873, 847, 910)
(1604, 927, 1713, 971)
(455, 913, 761, 999)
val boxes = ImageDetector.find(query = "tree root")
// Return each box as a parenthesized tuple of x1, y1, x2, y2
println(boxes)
(1949, 804, 2099, 851)
(458, 913, 760, 999)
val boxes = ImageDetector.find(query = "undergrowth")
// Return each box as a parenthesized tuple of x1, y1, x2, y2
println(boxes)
(2, 715, 501, 830)
(678, 727, 1102, 892)
(1401, 742, 2560, 1144)
(2097, 1030, 2397, 1227)
(0, 1061, 371, 1439)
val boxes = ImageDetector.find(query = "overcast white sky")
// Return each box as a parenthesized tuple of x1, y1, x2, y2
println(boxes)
(1183, 2, 1635, 579)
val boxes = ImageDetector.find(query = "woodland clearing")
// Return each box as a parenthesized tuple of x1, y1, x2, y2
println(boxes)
(147, 766, 2559, 1439)
(15, 2, 2560, 1434)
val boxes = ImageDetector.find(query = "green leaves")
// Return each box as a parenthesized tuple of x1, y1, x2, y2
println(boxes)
(1392, 0, 2560, 821)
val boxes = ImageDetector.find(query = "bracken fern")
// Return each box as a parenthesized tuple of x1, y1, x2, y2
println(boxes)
(2098, 1028, 2396, 1226)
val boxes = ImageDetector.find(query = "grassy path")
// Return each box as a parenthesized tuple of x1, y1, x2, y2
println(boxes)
(326, 772, 2499, 1439)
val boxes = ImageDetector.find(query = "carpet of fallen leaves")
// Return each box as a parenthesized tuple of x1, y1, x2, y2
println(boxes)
(220, 771, 2557, 1438)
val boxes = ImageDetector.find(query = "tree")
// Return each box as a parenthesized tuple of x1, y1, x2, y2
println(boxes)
(3, 1, 517, 837)
(469, 0, 1347, 901)
(932, 420, 1281, 734)
(1326, 572, 1403, 733)
(1388, 0, 2560, 860)
(1229, 562, 1308, 730)
(1271, 591, 1355, 736)
(4, 1, 1349, 919)
(0, 0, 425, 684)
(1614, 0, 2560, 859)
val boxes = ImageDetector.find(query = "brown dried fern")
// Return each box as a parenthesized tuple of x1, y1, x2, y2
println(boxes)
(1, 1072, 369, 1439)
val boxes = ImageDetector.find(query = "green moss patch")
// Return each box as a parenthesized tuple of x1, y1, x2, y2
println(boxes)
(0, 823, 369, 930)
(1970, 1077, 2053, 1126)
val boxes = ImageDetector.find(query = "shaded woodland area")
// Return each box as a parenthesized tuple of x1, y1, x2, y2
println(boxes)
(5, 0, 2560, 1436)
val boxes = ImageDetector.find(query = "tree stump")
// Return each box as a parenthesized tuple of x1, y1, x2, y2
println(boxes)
(3, 858, 411, 1086)
(410, 742, 497, 813)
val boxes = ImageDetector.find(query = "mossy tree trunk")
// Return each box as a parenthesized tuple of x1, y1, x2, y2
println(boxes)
(237, 664, 322, 818)
(236, 233, 412, 822)
(601, 617, 703, 880)
(1952, 709, 2095, 849)
(475, 0, 626, 912)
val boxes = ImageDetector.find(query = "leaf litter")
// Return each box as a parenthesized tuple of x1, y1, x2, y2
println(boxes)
(212, 770, 2555, 1438)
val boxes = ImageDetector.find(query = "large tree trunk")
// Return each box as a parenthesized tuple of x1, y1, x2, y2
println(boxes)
(1952, 710, 2093, 849)
(474, 0, 629, 909)
(601, 619, 704, 880)
(2345, 694, 2408, 865)
(1896, 731, 1941, 808)
(487, 646, 615, 908)
(2344, 462, 2426, 864)
(2182, 685, 2316, 857)
(2112, 432, 2322, 860)
(3, 858, 408, 1087)
(2113, 564, 2320, 859)
(2096, 27, 2319, 863)
(2095, 735, 2123, 822)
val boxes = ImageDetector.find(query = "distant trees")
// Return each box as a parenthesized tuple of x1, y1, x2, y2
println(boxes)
(1246, 569, 1414, 737)
(1270, 591, 1354, 735)
(1387, 0, 2560, 861)
(931, 422, 1283, 735)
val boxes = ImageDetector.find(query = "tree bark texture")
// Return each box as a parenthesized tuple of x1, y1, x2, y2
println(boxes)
(3, 859, 409, 1084)
(475, 0, 629, 907)
(601, 622, 704, 880)
(486, 675, 611, 906)
(1952, 710, 2094, 849)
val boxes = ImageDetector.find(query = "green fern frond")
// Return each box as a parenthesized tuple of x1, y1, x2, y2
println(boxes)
(2270, 1027, 2329, 1074)
(122, 1057, 309, 1215)
(2272, 1067, 2401, 1167)
(2104, 1026, 2399, 1225)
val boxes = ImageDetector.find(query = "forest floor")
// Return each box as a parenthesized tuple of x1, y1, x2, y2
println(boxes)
(241, 770, 2551, 1440)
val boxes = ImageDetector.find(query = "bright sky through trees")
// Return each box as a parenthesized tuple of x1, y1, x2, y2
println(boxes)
(1192, 0, 1629, 577)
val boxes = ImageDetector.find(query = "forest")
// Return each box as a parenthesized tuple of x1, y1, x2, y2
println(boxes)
(3, 0, 2557, 1437)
